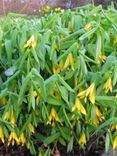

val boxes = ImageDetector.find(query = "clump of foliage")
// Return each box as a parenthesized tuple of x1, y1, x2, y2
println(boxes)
(0, 4, 117, 155)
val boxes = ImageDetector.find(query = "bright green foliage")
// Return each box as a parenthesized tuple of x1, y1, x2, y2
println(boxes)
(0, 4, 117, 155)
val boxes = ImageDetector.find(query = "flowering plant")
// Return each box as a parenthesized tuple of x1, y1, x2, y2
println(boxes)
(0, 4, 117, 155)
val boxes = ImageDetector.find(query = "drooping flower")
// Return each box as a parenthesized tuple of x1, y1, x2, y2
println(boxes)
(8, 132, 19, 146)
(24, 35, 36, 49)
(78, 83, 95, 104)
(52, 60, 64, 74)
(71, 98, 87, 115)
(3, 109, 15, 127)
(79, 132, 86, 145)
(19, 133, 26, 146)
(86, 83, 95, 104)
(103, 78, 112, 93)
(47, 108, 61, 125)
(0, 127, 4, 143)
(113, 136, 117, 149)
(78, 90, 86, 99)
(3, 112, 9, 120)
(92, 106, 104, 126)
(63, 53, 74, 70)
(111, 124, 117, 131)
(96, 106, 104, 121)
(10, 110, 15, 127)
(28, 123, 35, 134)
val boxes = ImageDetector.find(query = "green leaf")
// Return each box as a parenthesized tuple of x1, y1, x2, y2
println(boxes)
(5, 40, 12, 66)
(67, 136, 74, 153)
(79, 27, 98, 41)
(31, 68, 46, 99)
(105, 132, 110, 153)
(95, 33, 102, 61)
(47, 95, 64, 106)
(18, 73, 31, 105)
(44, 132, 60, 144)
(57, 75, 74, 93)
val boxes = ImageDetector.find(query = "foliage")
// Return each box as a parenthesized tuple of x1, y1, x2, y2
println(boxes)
(0, 4, 117, 155)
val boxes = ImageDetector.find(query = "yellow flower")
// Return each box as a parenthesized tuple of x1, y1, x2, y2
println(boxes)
(46, 6, 51, 11)
(53, 65, 60, 74)
(92, 117, 100, 126)
(47, 108, 61, 125)
(78, 83, 95, 104)
(78, 90, 86, 99)
(8, 132, 19, 146)
(63, 53, 74, 70)
(55, 7, 61, 12)
(33, 89, 41, 104)
(79, 132, 86, 145)
(0, 127, 4, 143)
(24, 35, 36, 49)
(52, 60, 64, 74)
(111, 124, 117, 131)
(84, 23, 92, 31)
(103, 78, 112, 93)
(0, 97, 7, 105)
(3, 112, 9, 120)
(10, 110, 15, 126)
(86, 83, 95, 104)
(96, 106, 104, 122)
(19, 133, 26, 146)
(92, 106, 104, 126)
(72, 98, 87, 115)
(113, 136, 117, 149)
(28, 123, 35, 133)
(99, 54, 106, 63)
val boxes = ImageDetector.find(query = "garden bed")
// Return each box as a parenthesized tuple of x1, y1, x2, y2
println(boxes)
(0, 4, 117, 156)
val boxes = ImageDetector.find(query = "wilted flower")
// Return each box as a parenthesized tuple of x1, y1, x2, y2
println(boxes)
(103, 78, 112, 93)
(72, 98, 87, 115)
(24, 35, 36, 49)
